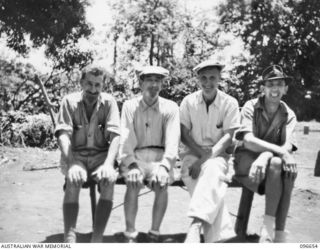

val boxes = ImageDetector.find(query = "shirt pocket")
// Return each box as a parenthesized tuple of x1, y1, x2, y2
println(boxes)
(212, 120, 224, 140)
(72, 124, 87, 147)
(94, 123, 107, 148)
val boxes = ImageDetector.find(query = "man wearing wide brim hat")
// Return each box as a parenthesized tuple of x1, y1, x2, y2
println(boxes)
(234, 65, 298, 242)
(259, 65, 293, 85)
(180, 59, 240, 242)
(118, 65, 180, 242)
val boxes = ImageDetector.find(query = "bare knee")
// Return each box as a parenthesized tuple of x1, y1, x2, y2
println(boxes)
(268, 157, 282, 175)
(270, 157, 282, 168)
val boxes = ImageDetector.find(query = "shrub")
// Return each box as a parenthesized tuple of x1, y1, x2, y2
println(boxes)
(0, 111, 57, 149)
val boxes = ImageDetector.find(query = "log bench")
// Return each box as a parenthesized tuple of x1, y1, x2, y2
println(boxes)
(76, 173, 254, 240)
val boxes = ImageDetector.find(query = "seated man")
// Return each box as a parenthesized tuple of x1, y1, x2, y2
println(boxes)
(55, 66, 120, 243)
(118, 66, 180, 243)
(180, 60, 240, 242)
(234, 65, 298, 243)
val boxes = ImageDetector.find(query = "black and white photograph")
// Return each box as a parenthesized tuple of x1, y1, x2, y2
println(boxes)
(0, 0, 319, 246)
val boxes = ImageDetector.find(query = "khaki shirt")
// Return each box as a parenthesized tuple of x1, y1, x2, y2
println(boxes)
(119, 95, 180, 170)
(235, 96, 297, 151)
(54, 92, 120, 155)
(180, 89, 240, 156)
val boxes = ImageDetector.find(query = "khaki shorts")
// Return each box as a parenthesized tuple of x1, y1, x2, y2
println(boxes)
(120, 148, 174, 184)
(59, 150, 108, 176)
(233, 148, 266, 195)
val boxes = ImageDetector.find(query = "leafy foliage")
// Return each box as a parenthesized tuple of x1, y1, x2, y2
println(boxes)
(108, 0, 243, 105)
(0, 111, 57, 149)
(219, 0, 320, 120)
(0, 59, 85, 114)
(0, 0, 93, 70)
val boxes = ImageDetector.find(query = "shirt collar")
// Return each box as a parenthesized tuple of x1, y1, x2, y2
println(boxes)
(196, 89, 221, 108)
(139, 95, 160, 112)
(81, 91, 104, 108)
(255, 96, 288, 115)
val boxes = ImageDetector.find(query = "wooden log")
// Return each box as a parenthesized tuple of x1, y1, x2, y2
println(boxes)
(303, 126, 309, 135)
(315, 150, 320, 177)
(34, 75, 56, 127)
(234, 187, 254, 239)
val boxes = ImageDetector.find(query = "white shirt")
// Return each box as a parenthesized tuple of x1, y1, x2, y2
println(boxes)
(180, 89, 240, 155)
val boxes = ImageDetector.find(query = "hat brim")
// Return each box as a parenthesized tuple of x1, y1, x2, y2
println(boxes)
(260, 76, 293, 84)
(194, 65, 225, 75)
(139, 73, 168, 80)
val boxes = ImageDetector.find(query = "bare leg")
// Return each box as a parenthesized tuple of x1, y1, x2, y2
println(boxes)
(151, 183, 168, 232)
(91, 182, 114, 243)
(63, 180, 81, 243)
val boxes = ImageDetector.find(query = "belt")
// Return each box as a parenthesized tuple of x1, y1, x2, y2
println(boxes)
(74, 149, 108, 157)
(137, 145, 165, 150)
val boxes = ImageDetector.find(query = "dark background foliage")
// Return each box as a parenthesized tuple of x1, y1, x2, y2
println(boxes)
(1, 0, 319, 148)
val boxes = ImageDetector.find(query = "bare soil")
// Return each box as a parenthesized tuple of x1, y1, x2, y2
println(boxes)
(1, 122, 320, 243)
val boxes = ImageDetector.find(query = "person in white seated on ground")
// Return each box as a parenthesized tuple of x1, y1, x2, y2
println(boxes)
(54, 66, 120, 243)
(179, 60, 240, 243)
(234, 65, 298, 243)
(118, 66, 180, 242)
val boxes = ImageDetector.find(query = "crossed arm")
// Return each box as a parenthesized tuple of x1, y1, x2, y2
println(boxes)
(181, 124, 236, 179)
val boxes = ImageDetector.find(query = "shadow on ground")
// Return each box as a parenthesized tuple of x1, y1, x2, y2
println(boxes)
(41, 232, 259, 243)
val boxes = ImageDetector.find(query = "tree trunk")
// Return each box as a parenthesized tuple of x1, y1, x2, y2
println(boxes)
(149, 33, 155, 65)
(113, 33, 118, 76)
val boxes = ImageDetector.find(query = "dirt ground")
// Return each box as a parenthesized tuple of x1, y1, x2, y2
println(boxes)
(1, 121, 320, 243)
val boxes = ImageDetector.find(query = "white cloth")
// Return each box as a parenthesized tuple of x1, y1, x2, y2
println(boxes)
(182, 155, 236, 242)
(179, 90, 240, 157)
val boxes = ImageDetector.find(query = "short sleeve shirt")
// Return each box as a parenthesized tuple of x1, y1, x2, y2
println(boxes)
(54, 92, 120, 154)
(235, 96, 297, 151)
(180, 90, 240, 154)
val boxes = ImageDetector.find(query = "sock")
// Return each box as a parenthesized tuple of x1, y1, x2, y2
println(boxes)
(124, 230, 139, 239)
(274, 230, 288, 243)
(260, 214, 275, 241)
(63, 203, 79, 243)
(91, 199, 113, 243)
(149, 229, 160, 236)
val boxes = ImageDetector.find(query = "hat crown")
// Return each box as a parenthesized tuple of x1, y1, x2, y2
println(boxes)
(193, 60, 225, 75)
(139, 66, 169, 79)
(262, 65, 287, 80)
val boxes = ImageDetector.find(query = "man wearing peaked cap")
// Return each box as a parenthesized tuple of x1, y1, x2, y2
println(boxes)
(193, 60, 225, 75)
(234, 65, 297, 243)
(180, 60, 240, 242)
(138, 66, 169, 79)
(118, 65, 180, 242)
